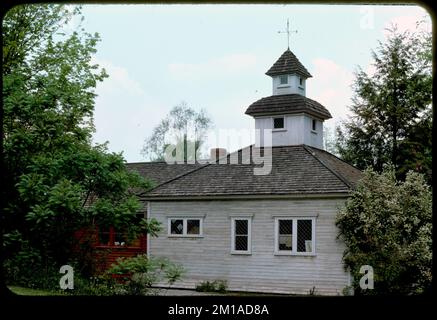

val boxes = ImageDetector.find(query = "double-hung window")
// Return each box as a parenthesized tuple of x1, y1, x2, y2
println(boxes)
(168, 217, 203, 237)
(274, 217, 315, 255)
(231, 217, 252, 254)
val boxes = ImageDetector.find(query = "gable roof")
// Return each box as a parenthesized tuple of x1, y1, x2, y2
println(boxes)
(265, 49, 312, 78)
(245, 94, 332, 120)
(136, 145, 361, 199)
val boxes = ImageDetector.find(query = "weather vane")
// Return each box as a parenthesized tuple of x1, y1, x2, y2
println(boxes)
(278, 19, 297, 49)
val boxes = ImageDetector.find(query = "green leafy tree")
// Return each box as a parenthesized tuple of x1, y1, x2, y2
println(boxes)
(141, 101, 213, 161)
(336, 23, 432, 184)
(336, 165, 432, 295)
(2, 4, 160, 278)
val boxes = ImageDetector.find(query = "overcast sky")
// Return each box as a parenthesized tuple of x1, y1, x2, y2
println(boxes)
(75, 4, 430, 162)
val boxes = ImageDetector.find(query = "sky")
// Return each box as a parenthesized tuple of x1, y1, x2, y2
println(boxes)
(73, 4, 431, 162)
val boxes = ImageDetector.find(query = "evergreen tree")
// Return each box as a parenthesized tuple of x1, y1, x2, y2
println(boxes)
(336, 24, 432, 184)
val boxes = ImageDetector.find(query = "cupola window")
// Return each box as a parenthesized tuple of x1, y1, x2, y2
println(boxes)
(312, 119, 317, 131)
(279, 75, 288, 85)
(274, 117, 285, 129)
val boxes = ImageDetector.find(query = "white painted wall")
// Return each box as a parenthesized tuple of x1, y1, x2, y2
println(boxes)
(254, 114, 323, 148)
(303, 115, 323, 149)
(272, 74, 306, 96)
(149, 198, 351, 295)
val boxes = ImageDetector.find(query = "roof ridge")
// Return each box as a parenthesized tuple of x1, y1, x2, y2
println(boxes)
(301, 145, 352, 189)
(305, 145, 362, 172)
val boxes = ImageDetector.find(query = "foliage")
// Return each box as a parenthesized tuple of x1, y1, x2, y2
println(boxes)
(3, 242, 61, 292)
(2, 4, 159, 285)
(195, 280, 228, 293)
(106, 254, 184, 295)
(336, 23, 432, 184)
(141, 101, 213, 161)
(336, 165, 432, 295)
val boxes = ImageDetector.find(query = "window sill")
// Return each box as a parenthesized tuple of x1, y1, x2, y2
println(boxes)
(277, 85, 290, 88)
(311, 130, 318, 134)
(167, 235, 204, 238)
(272, 128, 287, 132)
(274, 252, 316, 257)
(230, 251, 252, 255)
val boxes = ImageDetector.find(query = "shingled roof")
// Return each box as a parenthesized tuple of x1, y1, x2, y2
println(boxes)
(245, 94, 332, 119)
(136, 145, 361, 199)
(265, 49, 312, 78)
(126, 162, 204, 187)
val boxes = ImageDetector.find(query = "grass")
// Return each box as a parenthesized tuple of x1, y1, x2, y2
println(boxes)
(7, 286, 64, 296)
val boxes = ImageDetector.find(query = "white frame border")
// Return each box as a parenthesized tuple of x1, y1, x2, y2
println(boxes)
(274, 217, 316, 256)
(230, 217, 252, 255)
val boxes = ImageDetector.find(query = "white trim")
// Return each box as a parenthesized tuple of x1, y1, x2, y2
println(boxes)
(274, 217, 316, 256)
(229, 213, 254, 218)
(271, 213, 319, 218)
(167, 217, 203, 237)
(165, 213, 206, 218)
(230, 217, 252, 255)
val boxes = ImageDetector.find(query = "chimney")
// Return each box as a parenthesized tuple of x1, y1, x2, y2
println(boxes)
(210, 148, 227, 161)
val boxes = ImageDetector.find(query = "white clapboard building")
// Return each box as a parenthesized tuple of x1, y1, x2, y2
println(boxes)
(128, 49, 362, 295)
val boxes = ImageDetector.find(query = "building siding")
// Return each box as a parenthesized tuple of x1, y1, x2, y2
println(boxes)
(148, 198, 350, 295)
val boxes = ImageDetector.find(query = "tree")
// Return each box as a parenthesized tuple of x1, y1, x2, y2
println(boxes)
(2, 4, 159, 278)
(336, 165, 432, 295)
(336, 23, 432, 184)
(141, 101, 213, 162)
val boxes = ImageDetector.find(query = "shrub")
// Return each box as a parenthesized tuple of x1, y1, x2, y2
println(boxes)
(336, 165, 432, 295)
(106, 254, 184, 295)
(195, 280, 228, 293)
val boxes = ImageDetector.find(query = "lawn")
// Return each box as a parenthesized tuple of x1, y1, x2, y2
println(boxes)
(7, 286, 64, 296)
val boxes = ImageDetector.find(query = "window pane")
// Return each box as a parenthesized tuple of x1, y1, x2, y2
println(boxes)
(235, 235, 248, 251)
(187, 219, 200, 235)
(279, 75, 288, 84)
(312, 119, 317, 131)
(170, 219, 184, 234)
(274, 117, 284, 129)
(278, 220, 293, 251)
(297, 220, 313, 252)
(98, 230, 110, 246)
(114, 232, 127, 246)
(235, 220, 248, 235)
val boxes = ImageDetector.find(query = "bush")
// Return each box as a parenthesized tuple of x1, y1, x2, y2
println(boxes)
(106, 254, 184, 295)
(3, 245, 61, 292)
(195, 280, 228, 293)
(336, 165, 432, 295)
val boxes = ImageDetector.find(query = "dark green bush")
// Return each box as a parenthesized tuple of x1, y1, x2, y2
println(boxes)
(195, 280, 227, 293)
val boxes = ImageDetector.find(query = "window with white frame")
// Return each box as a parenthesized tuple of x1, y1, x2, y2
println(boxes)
(274, 217, 315, 255)
(273, 117, 284, 129)
(231, 217, 251, 254)
(279, 75, 288, 85)
(168, 217, 202, 236)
